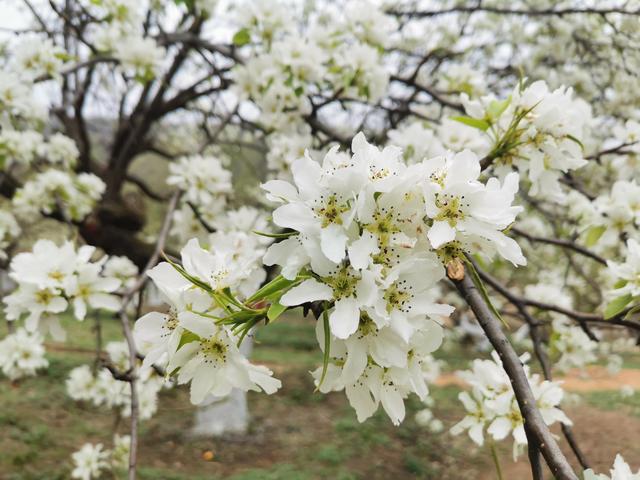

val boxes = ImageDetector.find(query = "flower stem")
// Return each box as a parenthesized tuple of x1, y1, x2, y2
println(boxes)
(490, 442, 504, 480)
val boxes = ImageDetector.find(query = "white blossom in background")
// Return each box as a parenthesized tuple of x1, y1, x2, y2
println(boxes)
(4, 240, 121, 335)
(66, 341, 168, 421)
(451, 352, 571, 459)
(167, 154, 232, 217)
(461, 80, 590, 202)
(114, 36, 165, 81)
(10, 35, 66, 80)
(110, 434, 131, 471)
(550, 319, 598, 372)
(584, 454, 640, 480)
(387, 122, 445, 164)
(102, 256, 139, 290)
(70, 434, 131, 480)
(12, 170, 105, 222)
(38, 133, 79, 168)
(0, 328, 48, 380)
(607, 238, 640, 299)
(70, 443, 110, 480)
(0, 211, 20, 260)
(134, 238, 281, 404)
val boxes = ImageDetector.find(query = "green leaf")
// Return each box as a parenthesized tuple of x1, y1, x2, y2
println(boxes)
(178, 331, 199, 349)
(246, 274, 301, 303)
(317, 302, 331, 390)
(252, 230, 298, 239)
(624, 303, 640, 320)
(566, 134, 584, 150)
(267, 300, 288, 322)
(464, 258, 509, 329)
(613, 279, 628, 289)
(232, 28, 251, 46)
(451, 116, 490, 131)
(604, 294, 633, 319)
(487, 97, 511, 120)
(162, 253, 212, 293)
(585, 225, 606, 247)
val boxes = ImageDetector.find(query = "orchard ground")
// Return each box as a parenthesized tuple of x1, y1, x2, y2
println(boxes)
(2, 313, 640, 480)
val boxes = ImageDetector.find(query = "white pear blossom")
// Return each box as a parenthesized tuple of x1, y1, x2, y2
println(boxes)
(607, 238, 640, 299)
(0, 328, 48, 380)
(71, 443, 110, 480)
(4, 240, 123, 331)
(584, 455, 640, 480)
(452, 352, 571, 458)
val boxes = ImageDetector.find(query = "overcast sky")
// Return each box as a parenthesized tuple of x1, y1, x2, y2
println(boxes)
(0, 1, 30, 33)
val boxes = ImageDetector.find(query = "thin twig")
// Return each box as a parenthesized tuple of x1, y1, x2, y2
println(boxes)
(117, 191, 180, 480)
(511, 227, 607, 265)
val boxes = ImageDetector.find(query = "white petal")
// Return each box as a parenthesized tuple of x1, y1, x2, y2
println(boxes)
(329, 297, 360, 339)
(348, 232, 378, 270)
(380, 386, 405, 426)
(345, 381, 377, 423)
(134, 312, 168, 343)
(280, 279, 333, 306)
(343, 339, 368, 383)
(488, 417, 512, 441)
(272, 203, 317, 232)
(320, 224, 348, 264)
(427, 221, 456, 248)
(88, 293, 121, 311)
(179, 311, 216, 338)
(261, 180, 299, 203)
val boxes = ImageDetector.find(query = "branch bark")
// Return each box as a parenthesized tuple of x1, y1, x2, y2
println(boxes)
(117, 191, 180, 480)
(451, 269, 579, 480)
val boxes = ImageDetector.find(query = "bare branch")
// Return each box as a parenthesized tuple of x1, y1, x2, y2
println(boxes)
(451, 269, 579, 480)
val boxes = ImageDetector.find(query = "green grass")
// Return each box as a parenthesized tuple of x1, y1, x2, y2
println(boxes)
(583, 389, 640, 417)
(0, 306, 508, 479)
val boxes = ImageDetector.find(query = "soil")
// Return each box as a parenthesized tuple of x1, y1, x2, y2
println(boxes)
(436, 366, 640, 392)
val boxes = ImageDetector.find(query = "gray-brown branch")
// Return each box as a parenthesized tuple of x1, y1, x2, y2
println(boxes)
(452, 269, 579, 480)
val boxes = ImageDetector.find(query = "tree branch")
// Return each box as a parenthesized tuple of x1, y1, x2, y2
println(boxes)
(451, 269, 578, 480)
(511, 227, 607, 265)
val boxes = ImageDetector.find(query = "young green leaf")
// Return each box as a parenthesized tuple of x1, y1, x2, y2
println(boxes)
(267, 300, 288, 322)
(451, 116, 490, 131)
(585, 225, 606, 247)
(604, 294, 633, 320)
(232, 28, 251, 46)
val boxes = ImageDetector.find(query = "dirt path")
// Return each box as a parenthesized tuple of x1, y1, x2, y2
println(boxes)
(436, 365, 640, 392)
(480, 404, 640, 480)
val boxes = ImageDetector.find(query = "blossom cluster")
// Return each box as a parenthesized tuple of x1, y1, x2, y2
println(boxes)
(12, 170, 105, 222)
(67, 342, 167, 421)
(134, 238, 280, 405)
(258, 132, 524, 424)
(0, 130, 79, 169)
(4, 240, 123, 338)
(71, 435, 130, 480)
(0, 328, 48, 380)
(461, 80, 591, 202)
(167, 154, 233, 228)
(83, 0, 165, 81)
(0, 210, 20, 261)
(232, 0, 395, 143)
(451, 352, 571, 458)
(606, 239, 640, 310)
(584, 454, 640, 480)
